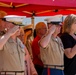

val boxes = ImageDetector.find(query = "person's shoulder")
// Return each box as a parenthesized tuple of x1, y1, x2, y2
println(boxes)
(60, 33, 70, 39)
(17, 38, 24, 45)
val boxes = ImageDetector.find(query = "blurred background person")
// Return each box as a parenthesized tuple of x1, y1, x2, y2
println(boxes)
(24, 24, 33, 59)
(60, 14, 76, 75)
(32, 22, 47, 75)
(19, 27, 38, 75)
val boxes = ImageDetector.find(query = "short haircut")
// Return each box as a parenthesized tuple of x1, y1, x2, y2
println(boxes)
(35, 22, 46, 34)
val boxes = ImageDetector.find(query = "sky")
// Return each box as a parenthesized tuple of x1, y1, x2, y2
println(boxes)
(25, 16, 48, 25)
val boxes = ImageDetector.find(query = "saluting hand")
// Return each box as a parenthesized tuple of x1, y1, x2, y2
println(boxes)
(7, 26, 20, 36)
(48, 25, 56, 35)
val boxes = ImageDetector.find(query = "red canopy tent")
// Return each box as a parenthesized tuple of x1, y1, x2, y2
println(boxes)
(0, 0, 76, 8)
(0, 0, 76, 25)
(0, 0, 76, 17)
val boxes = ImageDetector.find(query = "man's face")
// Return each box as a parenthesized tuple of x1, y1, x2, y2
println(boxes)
(39, 25, 47, 35)
(0, 21, 15, 32)
(55, 25, 61, 34)
(0, 20, 6, 31)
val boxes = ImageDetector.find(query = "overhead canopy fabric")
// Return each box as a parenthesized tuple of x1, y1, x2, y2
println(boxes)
(0, 0, 76, 8)
(0, 1, 76, 17)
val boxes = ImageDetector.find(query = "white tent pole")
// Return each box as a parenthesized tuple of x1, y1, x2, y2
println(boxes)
(31, 16, 34, 29)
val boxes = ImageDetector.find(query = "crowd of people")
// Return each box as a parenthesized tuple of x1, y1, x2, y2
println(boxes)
(0, 10, 76, 75)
